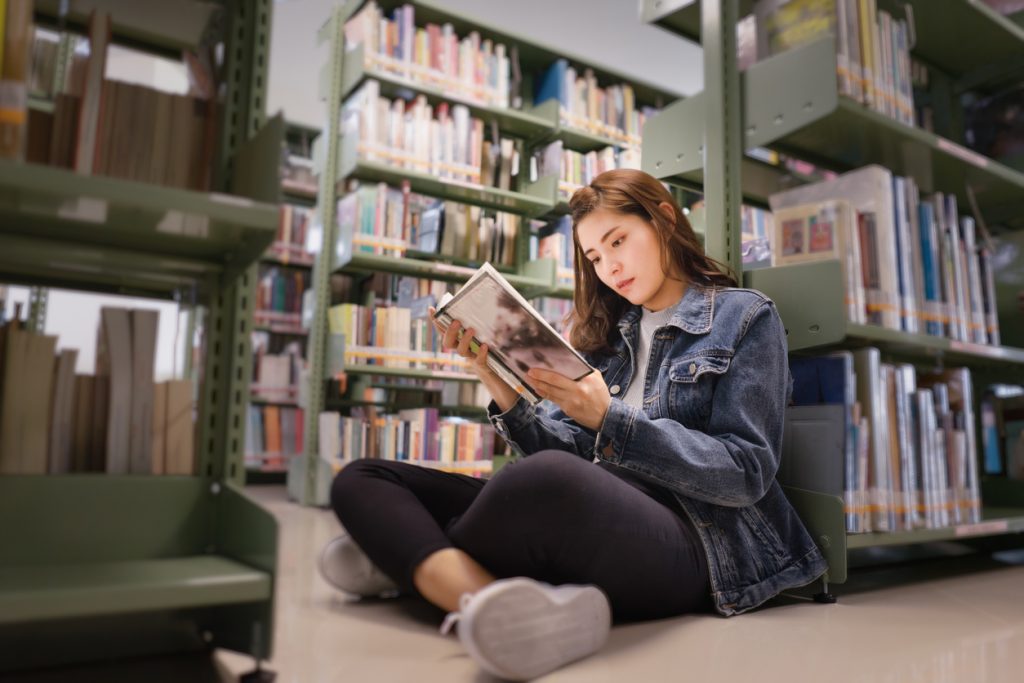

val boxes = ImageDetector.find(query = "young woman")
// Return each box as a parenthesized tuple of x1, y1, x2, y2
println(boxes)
(322, 169, 828, 681)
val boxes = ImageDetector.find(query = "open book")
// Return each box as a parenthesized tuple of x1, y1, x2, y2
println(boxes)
(434, 263, 593, 405)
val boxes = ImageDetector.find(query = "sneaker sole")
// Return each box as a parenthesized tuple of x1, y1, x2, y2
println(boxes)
(317, 536, 399, 597)
(460, 578, 611, 681)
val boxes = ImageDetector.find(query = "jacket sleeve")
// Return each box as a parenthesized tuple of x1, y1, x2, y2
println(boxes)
(485, 359, 601, 461)
(595, 300, 789, 507)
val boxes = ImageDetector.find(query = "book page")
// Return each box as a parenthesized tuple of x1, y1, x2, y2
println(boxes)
(438, 264, 591, 383)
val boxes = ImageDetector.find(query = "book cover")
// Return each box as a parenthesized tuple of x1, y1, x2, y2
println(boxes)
(435, 262, 593, 405)
(771, 199, 864, 324)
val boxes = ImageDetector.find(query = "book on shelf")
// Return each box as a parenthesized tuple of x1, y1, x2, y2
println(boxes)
(344, 1, 512, 109)
(163, 379, 195, 475)
(750, 0, 915, 127)
(0, 0, 34, 160)
(73, 9, 111, 174)
(533, 58, 656, 147)
(771, 199, 865, 326)
(318, 406, 502, 476)
(533, 140, 641, 202)
(783, 347, 984, 534)
(256, 265, 310, 323)
(48, 349, 79, 474)
(0, 321, 58, 474)
(282, 154, 317, 196)
(434, 262, 593, 405)
(336, 180, 521, 266)
(341, 78, 525, 192)
(981, 392, 1024, 480)
(782, 352, 864, 532)
(29, 25, 61, 100)
(247, 404, 304, 468)
(0, 311, 193, 476)
(272, 204, 317, 264)
(768, 165, 1003, 346)
(21, 11, 218, 189)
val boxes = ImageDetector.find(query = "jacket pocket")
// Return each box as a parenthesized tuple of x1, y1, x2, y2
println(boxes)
(664, 352, 732, 428)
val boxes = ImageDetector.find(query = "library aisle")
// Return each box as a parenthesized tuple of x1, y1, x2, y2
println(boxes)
(14, 482, 1020, 682)
(222, 486, 1024, 683)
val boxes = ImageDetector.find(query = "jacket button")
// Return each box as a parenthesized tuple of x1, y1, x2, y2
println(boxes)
(610, 385, 620, 394)
(689, 363, 697, 375)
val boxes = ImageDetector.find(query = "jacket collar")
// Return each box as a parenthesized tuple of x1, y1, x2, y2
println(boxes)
(618, 282, 715, 335)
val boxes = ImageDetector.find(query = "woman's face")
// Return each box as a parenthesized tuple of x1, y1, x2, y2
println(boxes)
(576, 204, 686, 312)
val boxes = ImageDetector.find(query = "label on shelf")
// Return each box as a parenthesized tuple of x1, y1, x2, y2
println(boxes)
(157, 211, 210, 237)
(954, 519, 1009, 537)
(210, 192, 256, 208)
(936, 139, 990, 169)
(434, 263, 476, 277)
(57, 197, 107, 223)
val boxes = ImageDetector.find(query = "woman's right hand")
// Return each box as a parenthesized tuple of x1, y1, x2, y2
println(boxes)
(428, 306, 520, 412)
(428, 306, 493, 381)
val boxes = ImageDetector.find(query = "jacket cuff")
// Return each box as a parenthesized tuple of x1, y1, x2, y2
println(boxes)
(594, 398, 637, 464)
(487, 396, 534, 442)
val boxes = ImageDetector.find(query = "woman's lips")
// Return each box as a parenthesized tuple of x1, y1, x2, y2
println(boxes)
(616, 278, 634, 291)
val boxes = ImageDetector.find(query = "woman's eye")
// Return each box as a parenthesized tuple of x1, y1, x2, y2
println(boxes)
(611, 237, 623, 247)
(590, 258, 600, 265)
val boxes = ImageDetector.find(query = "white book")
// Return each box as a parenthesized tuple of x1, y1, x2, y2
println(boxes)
(435, 263, 593, 406)
(770, 199, 865, 325)
(944, 195, 970, 341)
(895, 364, 920, 530)
(960, 217, 988, 345)
(892, 177, 918, 333)
(839, 0, 864, 102)
(770, 165, 899, 330)
(98, 307, 133, 474)
(130, 310, 159, 474)
(319, 411, 341, 462)
(913, 389, 936, 528)
(853, 347, 892, 532)
(48, 349, 79, 474)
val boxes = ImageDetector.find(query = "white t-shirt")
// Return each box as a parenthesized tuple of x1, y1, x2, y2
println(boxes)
(620, 303, 676, 409)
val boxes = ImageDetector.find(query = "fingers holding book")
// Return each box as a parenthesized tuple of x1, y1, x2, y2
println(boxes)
(527, 367, 611, 431)
(429, 306, 490, 371)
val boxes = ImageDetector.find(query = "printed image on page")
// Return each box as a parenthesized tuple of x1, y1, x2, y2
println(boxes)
(445, 273, 590, 381)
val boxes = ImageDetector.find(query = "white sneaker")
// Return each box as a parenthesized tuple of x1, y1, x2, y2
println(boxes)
(317, 533, 399, 597)
(440, 577, 611, 681)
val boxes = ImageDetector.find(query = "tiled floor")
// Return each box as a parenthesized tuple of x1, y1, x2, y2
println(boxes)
(214, 486, 1024, 683)
(9, 485, 1024, 682)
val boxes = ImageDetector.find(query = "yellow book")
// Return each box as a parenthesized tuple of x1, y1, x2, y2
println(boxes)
(0, 0, 7, 76)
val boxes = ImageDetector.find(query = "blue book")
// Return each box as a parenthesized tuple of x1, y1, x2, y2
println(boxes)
(790, 356, 849, 405)
(534, 58, 569, 108)
(891, 176, 916, 333)
(917, 202, 942, 336)
(415, 201, 444, 253)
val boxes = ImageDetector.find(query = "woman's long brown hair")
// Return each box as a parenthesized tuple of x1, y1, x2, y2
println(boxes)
(568, 168, 737, 354)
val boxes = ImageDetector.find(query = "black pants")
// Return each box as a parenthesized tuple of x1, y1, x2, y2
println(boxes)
(330, 450, 713, 622)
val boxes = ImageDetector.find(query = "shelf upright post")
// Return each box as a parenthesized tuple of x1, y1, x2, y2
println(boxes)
(27, 287, 48, 333)
(299, 4, 352, 506)
(197, 0, 273, 487)
(701, 0, 743, 276)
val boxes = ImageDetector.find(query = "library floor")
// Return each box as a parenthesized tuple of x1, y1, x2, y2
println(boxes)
(12, 485, 1024, 683)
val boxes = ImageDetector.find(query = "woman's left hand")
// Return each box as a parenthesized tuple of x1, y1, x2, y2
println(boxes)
(527, 368, 612, 432)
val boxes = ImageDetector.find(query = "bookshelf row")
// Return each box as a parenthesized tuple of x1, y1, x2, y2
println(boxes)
(1, 1, 279, 668)
(643, 33, 1024, 230)
(640, 0, 1024, 584)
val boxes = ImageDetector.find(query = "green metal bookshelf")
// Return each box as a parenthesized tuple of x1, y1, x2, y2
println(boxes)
(0, 0, 280, 672)
(290, 0, 681, 505)
(643, 0, 1024, 592)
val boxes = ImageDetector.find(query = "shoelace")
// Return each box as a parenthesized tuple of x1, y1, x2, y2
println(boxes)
(439, 592, 474, 635)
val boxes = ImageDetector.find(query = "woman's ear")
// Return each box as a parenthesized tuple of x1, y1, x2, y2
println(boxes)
(656, 201, 675, 223)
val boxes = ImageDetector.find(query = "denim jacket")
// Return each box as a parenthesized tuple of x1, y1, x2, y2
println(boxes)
(487, 283, 828, 616)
